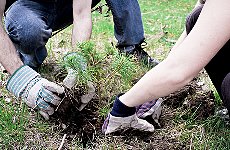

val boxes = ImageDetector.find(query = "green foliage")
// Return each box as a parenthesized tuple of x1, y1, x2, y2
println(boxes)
(77, 42, 104, 65)
(0, 98, 28, 148)
(173, 90, 229, 149)
(62, 41, 144, 104)
(180, 115, 230, 150)
(62, 51, 92, 85)
(111, 54, 138, 85)
(213, 89, 222, 106)
(98, 104, 112, 118)
(1, 0, 229, 149)
(0, 72, 4, 81)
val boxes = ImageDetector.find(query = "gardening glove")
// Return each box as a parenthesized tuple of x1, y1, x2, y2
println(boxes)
(6, 65, 64, 120)
(78, 81, 96, 111)
(63, 52, 87, 89)
(102, 94, 155, 135)
(136, 98, 164, 127)
(62, 52, 95, 111)
(102, 113, 155, 135)
(63, 68, 78, 89)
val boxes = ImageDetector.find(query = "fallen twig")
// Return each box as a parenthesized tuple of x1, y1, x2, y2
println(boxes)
(58, 134, 67, 150)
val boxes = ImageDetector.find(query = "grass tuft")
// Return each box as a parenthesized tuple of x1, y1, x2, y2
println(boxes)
(0, 97, 28, 149)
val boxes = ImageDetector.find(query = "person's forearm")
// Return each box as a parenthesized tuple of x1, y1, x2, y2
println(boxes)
(72, 18, 92, 47)
(0, 0, 23, 74)
(0, 25, 23, 74)
(72, 0, 92, 47)
(120, 0, 230, 107)
(170, 29, 187, 52)
(120, 56, 194, 107)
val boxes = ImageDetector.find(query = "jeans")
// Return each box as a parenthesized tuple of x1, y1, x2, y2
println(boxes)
(4, 0, 144, 68)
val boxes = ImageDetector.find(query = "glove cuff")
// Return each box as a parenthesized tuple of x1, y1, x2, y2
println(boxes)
(110, 93, 136, 117)
(6, 65, 40, 97)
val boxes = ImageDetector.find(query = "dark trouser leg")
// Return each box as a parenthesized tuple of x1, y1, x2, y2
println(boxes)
(52, 0, 102, 31)
(5, 0, 102, 70)
(105, 0, 159, 67)
(105, 0, 144, 48)
(221, 73, 230, 112)
(186, 5, 230, 111)
(4, 0, 54, 69)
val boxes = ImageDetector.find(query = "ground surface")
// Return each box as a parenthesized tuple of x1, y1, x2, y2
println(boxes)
(45, 66, 216, 149)
(0, 31, 227, 150)
(1, 0, 229, 149)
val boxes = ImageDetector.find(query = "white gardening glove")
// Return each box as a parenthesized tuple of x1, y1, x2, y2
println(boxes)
(102, 113, 155, 135)
(7, 65, 64, 120)
(79, 81, 96, 111)
(63, 52, 87, 89)
(102, 94, 156, 135)
(63, 68, 77, 89)
(63, 52, 95, 110)
(136, 98, 164, 127)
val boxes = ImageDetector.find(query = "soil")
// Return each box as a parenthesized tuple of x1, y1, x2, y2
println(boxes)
(0, 61, 217, 149)
(46, 65, 216, 149)
(50, 87, 103, 148)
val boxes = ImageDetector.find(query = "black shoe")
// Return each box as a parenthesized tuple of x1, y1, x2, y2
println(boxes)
(117, 41, 159, 68)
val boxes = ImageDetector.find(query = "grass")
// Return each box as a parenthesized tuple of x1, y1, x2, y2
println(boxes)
(0, 97, 28, 148)
(62, 41, 143, 91)
(1, 0, 230, 149)
(180, 116, 230, 150)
